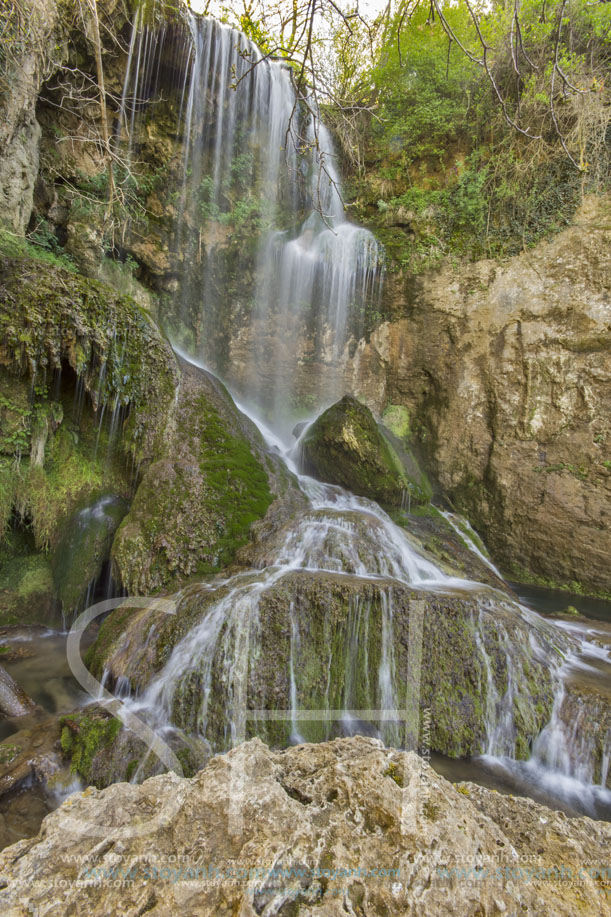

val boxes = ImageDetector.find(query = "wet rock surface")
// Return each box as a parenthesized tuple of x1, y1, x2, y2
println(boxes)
(301, 395, 431, 506)
(0, 736, 610, 916)
(88, 570, 560, 761)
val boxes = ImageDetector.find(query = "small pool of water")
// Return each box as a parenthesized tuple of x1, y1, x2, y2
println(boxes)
(510, 581, 611, 623)
(0, 626, 94, 849)
(0, 628, 93, 741)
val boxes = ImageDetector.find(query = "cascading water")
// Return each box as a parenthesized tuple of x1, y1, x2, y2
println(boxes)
(119, 14, 384, 431)
(106, 11, 611, 820)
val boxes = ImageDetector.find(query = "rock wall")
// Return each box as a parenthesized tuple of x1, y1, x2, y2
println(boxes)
(0, 0, 61, 232)
(346, 195, 611, 595)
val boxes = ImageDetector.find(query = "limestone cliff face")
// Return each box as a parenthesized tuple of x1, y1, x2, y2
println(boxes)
(0, 0, 60, 232)
(0, 736, 610, 916)
(346, 196, 611, 595)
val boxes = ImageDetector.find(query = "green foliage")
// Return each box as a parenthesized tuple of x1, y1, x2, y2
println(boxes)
(346, 0, 611, 264)
(237, 12, 274, 55)
(372, 4, 478, 166)
(0, 228, 75, 272)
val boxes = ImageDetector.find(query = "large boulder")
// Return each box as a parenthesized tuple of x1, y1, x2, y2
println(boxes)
(87, 569, 560, 762)
(111, 359, 293, 594)
(1, 736, 610, 916)
(300, 395, 431, 506)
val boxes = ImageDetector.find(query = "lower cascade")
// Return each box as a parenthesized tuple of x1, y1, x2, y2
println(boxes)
(89, 384, 611, 819)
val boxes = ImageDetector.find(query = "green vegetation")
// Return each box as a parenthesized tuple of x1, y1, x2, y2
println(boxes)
(337, 0, 611, 267)
(0, 240, 179, 619)
(111, 371, 275, 594)
(384, 761, 404, 787)
(60, 711, 121, 782)
(0, 228, 76, 273)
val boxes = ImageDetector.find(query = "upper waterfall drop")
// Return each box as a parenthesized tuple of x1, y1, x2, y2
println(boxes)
(152, 14, 385, 432)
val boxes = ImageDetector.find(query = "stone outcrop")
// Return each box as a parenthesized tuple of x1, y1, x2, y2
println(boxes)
(111, 358, 292, 594)
(300, 395, 431, 506)
(0, 736, 610, 915)
(0, 0, 61, 233)
(87, 569, 561, 763)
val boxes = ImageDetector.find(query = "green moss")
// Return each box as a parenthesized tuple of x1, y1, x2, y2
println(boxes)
(384, 762, 404, 787)
(195, 396, 273, 572)
(59, 712, 121, 782)
(0, 550, 56, 626)
(0, 248, 178, 469)
(52, 494, 127, 613)
(84, 603, 138, 676)
(381, 404, 411, 441)
(0, 229, 76, 273)
(112, 366, 276, 594)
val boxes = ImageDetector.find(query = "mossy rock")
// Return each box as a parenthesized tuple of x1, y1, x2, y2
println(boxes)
(0, 245, 178, 469)
(381, 404, 411, 441)
(59, 704, 207, 788)
(111, 361, 278, 594)
(0, 548, 58, 627)
(301, 395, 431, 506)
(89, 569, 557, 761)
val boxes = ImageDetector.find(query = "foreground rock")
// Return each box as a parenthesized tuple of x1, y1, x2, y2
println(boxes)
(0, 736, 609, 915)
(301, 395, 431, 506)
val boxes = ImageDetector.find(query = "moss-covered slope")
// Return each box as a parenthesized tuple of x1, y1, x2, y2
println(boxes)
(111, 360, 281, 594)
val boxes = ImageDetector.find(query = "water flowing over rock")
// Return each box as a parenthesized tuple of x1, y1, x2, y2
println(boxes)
(1, 737, 611, 916)
(137, 14, 385, 430)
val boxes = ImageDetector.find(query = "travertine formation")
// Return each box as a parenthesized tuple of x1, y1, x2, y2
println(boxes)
(0, 736, 609, 916)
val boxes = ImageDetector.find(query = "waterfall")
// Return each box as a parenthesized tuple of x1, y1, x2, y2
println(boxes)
(106, 12, 611, 819)
(118, 13, 384, 431)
